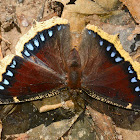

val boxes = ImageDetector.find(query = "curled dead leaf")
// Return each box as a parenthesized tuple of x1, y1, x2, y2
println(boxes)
(87, 106, 118, 140)
(54, 0, 109, 15)
(53, 0, 109, 32)
(120, 0, 140, 24)
(95, 0, 120, 11)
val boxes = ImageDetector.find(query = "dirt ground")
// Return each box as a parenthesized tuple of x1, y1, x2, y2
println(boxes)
(0, 0, 140, 140)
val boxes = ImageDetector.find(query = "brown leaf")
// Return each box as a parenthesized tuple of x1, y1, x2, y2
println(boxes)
(95, 0, 120, 11)
(53, 0, 109, 32)
(26, 110, 83, 140)
(116, 127, 140, 140)
(54, 0, 109, 15)
(120, 0, 140, 24)
(87, 106, 118, 140)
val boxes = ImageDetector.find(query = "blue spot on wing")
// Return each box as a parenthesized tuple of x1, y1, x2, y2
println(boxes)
(111, 51, 116, 57)
(0, 85, 4, 90)
(26, 43, 34, 50)
(48, 30, 53, 37)
(115, 57, 123, 62)
(24, 50, 30, 57)
(6, 70, 13, 77)
(40, 34, 45, 41)
(3, 79, 9, 85)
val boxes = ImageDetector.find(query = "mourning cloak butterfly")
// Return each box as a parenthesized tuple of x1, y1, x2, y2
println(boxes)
(0, 17, 140, 111)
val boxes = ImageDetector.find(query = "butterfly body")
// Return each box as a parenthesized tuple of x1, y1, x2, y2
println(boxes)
(67, 48, 82, 89)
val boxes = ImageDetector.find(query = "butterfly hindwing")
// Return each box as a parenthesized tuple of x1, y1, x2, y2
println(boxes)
(80, 25, 140, 110)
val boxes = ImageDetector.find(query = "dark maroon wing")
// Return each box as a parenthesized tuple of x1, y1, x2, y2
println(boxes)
(0, 19, 70, 104)
(79, 25, 140, 110)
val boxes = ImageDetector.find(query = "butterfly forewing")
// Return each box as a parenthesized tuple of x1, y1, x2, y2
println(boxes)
(0, 20, 71, 104)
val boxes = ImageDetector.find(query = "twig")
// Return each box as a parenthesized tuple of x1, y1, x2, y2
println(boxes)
(0, 35, 11, 45)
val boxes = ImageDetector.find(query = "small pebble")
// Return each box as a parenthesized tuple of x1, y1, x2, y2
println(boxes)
(21, 18, 29, 27)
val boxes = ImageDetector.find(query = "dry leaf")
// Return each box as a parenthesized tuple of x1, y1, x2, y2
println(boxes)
(132, 25, 140, 35)
(54, 0, 108, 15)
(116, 127, 140, 140)
(120, 0, 140, 24)
(26, 110, 82, 140)
(95, 0, 120, 10)
(53, 0, 109, 32)
(87, 106, 118, 140)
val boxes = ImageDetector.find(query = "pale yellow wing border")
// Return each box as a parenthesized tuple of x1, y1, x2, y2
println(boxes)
(86, 24, 140, 80)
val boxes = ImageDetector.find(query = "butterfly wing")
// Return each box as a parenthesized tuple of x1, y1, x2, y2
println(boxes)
(0, 18, 70, 104)
(80, 25, 140, 110)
